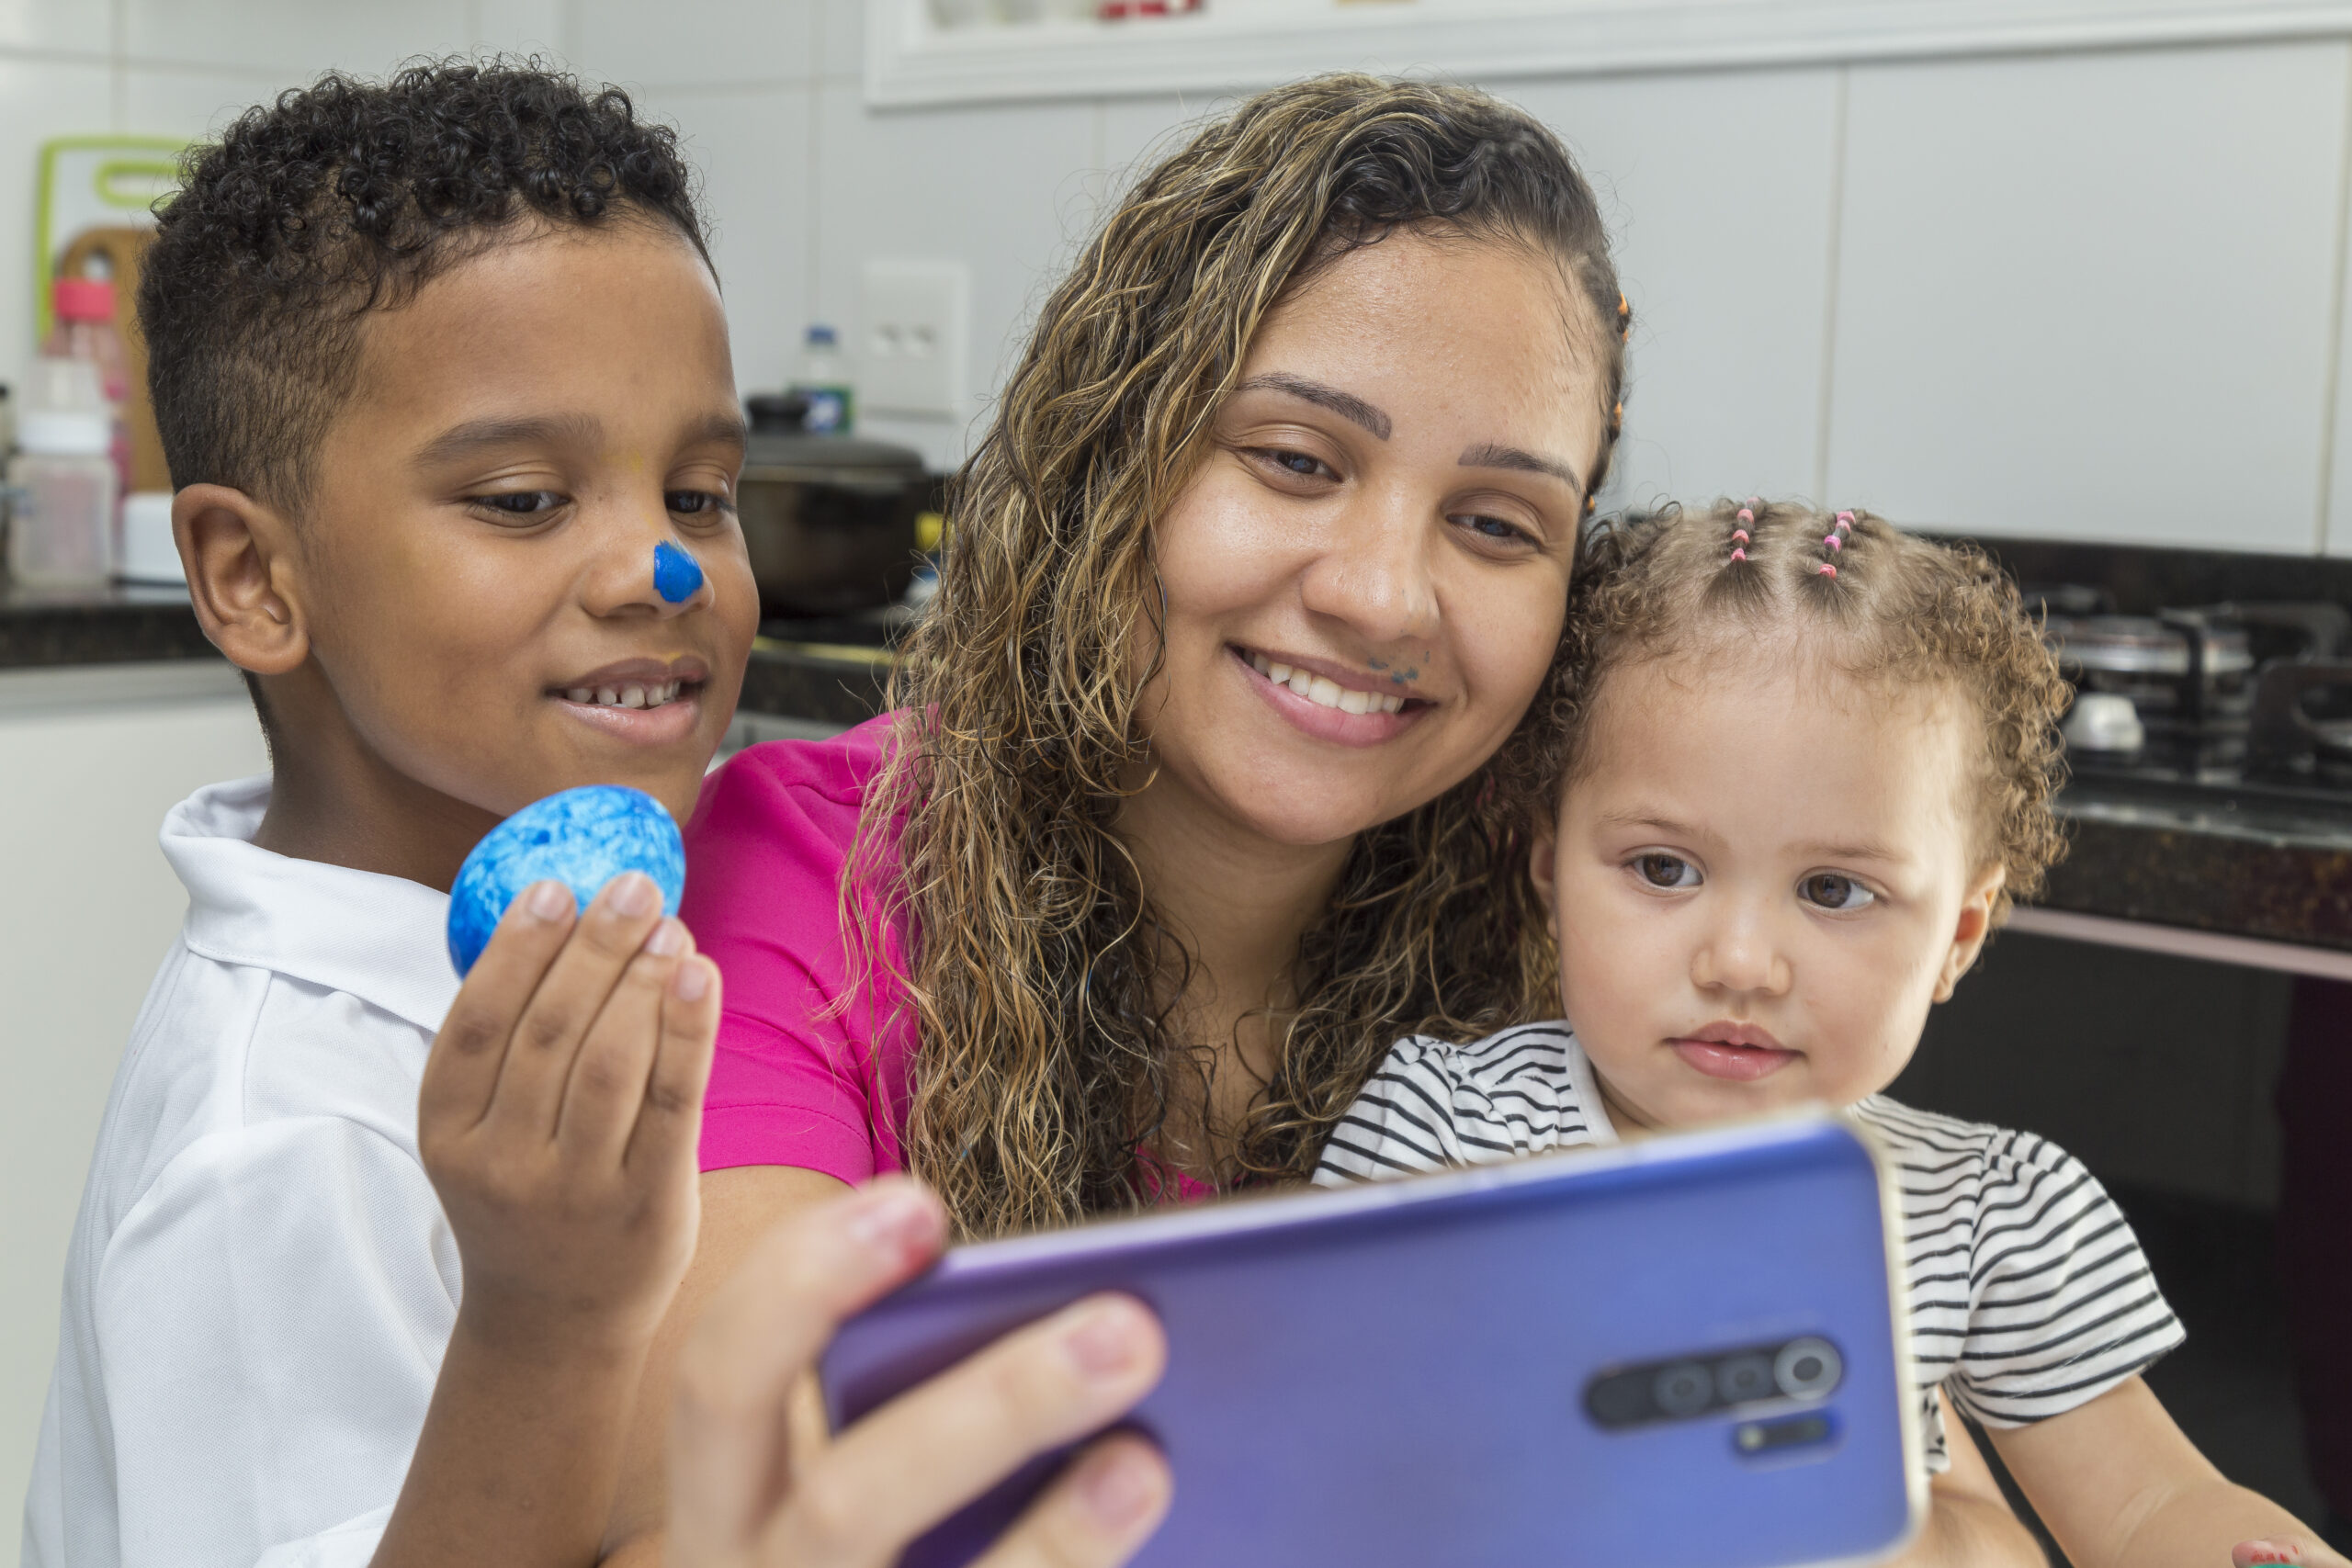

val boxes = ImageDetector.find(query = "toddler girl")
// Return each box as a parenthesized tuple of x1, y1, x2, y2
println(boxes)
(1316, 501, 2341, 1568)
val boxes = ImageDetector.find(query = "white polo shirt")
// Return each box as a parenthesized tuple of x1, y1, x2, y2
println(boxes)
(22, 778, 460, 1568)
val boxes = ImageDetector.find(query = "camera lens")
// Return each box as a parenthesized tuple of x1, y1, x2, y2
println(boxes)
(1713, 1352, 1775, 1405)
(1774, 1337, 1843, 1401)
(1653, 1361, 1713, 1417)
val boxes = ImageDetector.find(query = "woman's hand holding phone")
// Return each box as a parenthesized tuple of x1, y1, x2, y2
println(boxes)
(667, 1178, 1173, 1568)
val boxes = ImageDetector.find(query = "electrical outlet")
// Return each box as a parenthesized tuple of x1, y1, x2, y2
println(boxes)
(860, 260, 969, 418)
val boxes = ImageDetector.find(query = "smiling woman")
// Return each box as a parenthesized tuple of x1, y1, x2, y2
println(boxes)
(600, 74, 1634, 1567)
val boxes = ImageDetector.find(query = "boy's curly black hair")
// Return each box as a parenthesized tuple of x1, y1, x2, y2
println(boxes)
(140, 59, 712, 511)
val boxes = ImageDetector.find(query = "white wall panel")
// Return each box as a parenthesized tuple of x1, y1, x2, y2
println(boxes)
(570, 0, 817, 88)
(470, 0, 566, 58)
(1826, 41, 2348, 551)
(1101, 91, 1210, 177)
(0, 60, 117, 394)
(643, 84, 818, 400)
(811, 84, 1099, 469)
(121, 0, 475, 74)
(1506, 71, 1842, 513)
(0, 0, 108, 56)
(821, 0, 863, 82)
(119, 66, 289, 141)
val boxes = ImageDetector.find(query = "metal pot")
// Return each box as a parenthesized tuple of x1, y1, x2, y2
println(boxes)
(738, 395, 930, 616)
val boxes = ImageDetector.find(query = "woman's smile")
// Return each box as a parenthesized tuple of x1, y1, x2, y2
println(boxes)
(1233, 644, 1428, 746)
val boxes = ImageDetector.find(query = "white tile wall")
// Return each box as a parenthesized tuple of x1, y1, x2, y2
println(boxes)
(0, 0, 108, 57)
(121, 0, 478, 73)
(569, 0, 816, 87)
(806, 81, 1099, 468)
(666, 84, 818, 397)
(0, 57, 112, 384)
(1505, 70, 1845, 512)
(23, 3, 2352, 555)
(1826, 41, 2350, 553)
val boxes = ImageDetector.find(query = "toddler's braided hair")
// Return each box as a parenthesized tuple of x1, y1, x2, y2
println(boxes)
(140, 58, 710, 513)
(1494, 499, 2070, 919)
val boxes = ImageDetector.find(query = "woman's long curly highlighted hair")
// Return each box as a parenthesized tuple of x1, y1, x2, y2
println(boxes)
(854, 75, 1629, 1238)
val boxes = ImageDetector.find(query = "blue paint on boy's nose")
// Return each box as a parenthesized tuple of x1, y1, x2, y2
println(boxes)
(652, 540, 705, 604)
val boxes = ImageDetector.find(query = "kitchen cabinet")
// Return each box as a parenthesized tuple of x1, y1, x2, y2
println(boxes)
(0, 660, 266, 1566)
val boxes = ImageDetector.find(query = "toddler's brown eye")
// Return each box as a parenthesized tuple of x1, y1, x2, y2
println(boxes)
(1635, 853, 1699, 889)
(1800, 873, 1875, 911)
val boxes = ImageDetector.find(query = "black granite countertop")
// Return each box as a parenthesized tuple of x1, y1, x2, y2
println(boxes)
(2046, 779, 2352, 952)
(740, 635, 891, 729)
(0, 582, 220, 667)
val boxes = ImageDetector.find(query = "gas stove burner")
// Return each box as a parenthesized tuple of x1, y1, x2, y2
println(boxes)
(2045, 610, 2255, 768)
(2251, 660, 2352, 787)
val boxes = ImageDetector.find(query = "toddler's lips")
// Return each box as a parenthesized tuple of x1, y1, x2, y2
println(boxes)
(1669, 1037, 1801, 1082)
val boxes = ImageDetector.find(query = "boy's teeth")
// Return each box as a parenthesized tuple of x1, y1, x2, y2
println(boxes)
(621, 686, 648, 708)
(1244, 649, 1408, 716)
(567, 687, 592, 703)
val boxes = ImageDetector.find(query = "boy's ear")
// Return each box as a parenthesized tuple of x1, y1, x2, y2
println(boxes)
(1528, 822, 1562, 945)
(1933, 864, 2007, 1003)
(175, 483, 309, 677)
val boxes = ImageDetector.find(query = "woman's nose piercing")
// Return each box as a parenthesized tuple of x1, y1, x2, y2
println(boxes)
(652, 540, 706, 604)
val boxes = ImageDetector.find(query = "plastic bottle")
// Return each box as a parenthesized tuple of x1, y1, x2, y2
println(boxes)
(788, 324, 855, 434)
(43, 276, 131, 505)
(9, 358, 119, 586)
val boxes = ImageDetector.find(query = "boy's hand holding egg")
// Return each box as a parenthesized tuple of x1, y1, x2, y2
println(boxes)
(419, 786, 716, 1349)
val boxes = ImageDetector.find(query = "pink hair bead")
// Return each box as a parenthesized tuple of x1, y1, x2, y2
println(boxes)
(1818, 562, 1838, 578)
(1732, 529, 1750, 544)
(1823, 533, 1842, 550)
(1730, 548, 1747, 561)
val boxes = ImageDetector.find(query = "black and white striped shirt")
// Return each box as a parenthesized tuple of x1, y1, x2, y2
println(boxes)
(1312, 1021, 2187, 1472)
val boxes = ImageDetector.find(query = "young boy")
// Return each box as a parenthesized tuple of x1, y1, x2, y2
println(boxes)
(23, 62, 759, 1568)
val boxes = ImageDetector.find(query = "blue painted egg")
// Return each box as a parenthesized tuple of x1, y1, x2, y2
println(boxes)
(447, 785, 686, 976)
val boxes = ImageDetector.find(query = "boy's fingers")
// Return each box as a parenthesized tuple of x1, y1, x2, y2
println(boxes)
(669, 1179, 947, 1568)
(554, 918, 691, 1160)
(418, 881, 575, 1134)
(966, 1434, 1171, 1568)
(764, 1294, 1168, 1567)
(484, 871, 665, 1137)
(624, 953, 719, 1176)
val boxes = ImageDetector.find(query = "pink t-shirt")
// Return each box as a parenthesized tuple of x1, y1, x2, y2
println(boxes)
(684, 714, 1208, 1201)
(684, 715, 915, 1182)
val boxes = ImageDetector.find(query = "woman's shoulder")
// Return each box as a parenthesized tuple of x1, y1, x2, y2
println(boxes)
(700, 712, 902, 814)
(688, 715, 903, 863)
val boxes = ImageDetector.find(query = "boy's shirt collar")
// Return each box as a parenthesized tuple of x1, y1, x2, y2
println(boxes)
(164, 776, 460, 1035)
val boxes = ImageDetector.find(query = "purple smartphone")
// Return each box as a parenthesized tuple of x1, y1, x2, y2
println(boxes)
(821, 1111, 1922, 1568)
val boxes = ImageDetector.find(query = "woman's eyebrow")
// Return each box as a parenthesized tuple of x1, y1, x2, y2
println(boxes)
(1236, 372, 1391, 440)
(1459, 441, 1584, 492)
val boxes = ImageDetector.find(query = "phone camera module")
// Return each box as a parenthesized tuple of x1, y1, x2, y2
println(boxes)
(1713, 1352, 1775, 1405)
(1773, 1337, 1843, 1401)
(1652, 1362, 1713, 1417)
